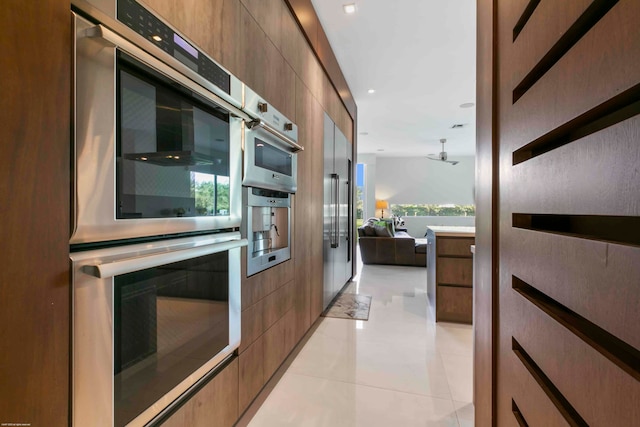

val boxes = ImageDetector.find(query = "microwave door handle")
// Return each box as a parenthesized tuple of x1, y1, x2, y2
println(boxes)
(247, 119, 304, 152)
(84, 24, 251, 121)
(83, 239, 248, 279)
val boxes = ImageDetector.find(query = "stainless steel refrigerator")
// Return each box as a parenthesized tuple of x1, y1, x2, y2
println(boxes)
(323, 113, 353, 310)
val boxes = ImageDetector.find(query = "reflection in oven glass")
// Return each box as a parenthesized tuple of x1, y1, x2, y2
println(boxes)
(117, 56, 231, 220)
(113, 251, 229, 426)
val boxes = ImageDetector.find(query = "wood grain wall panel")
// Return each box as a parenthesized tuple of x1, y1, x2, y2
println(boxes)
(0, 0, 70, 424)
(495, 0, 640, 424)
(240, 299, 264, 353)
(161, 359, 239, 427)
(509, 116, 640, 215)
(280, 8, 304, 78)
(474, 0, 496, 423)
(238, 337, 265, 413)
(506, 230, 640, 350)
(502, 1, 640, 151)
(509, 295, 640, 426)
(240, 0, 283, 50)
(509, 360, 570, 427)
(284, 0, 318, 49)
(510, 0, 591, 83)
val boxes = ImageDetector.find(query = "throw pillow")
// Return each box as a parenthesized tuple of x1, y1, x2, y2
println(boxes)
(362, 224, 377, 236)
(373, 221, 393, 237)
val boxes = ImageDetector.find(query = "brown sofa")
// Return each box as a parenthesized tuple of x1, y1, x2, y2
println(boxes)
(358, 229, 427, 267)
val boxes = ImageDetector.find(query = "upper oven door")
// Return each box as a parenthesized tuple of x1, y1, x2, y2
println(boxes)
(72, 13, 244, 244)
(243, 122, 299, 193)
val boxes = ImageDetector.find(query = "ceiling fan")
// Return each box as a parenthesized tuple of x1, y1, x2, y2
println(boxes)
(427, 139, 459, 165)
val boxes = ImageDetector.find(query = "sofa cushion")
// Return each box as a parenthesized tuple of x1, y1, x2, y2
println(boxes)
(394, 231, 412, 238)
(361, 224, 377, 236)
(414, 238, 428, 254)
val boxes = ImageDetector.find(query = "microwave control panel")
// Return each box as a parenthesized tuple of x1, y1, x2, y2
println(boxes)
(117, 0, 231, 94)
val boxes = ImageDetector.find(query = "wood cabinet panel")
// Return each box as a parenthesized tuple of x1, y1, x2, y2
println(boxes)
(240, 299, 264, 353)
(263, 314, 286, 380)
(294, 76, 325, 323)
(262, 279, 295, 331)
(240, 0, 283, 50)
(437, 257, 473, 287)
(238, 5, 296, 120)
(436, 286, 473, 324)
(161, 359, 239, 427)
(0, 1, 70, 424)
(238, 337, 265, 413)
(280, 7, 305, 81)
(437, 237, 475, 257)
(242, 258, 294, 310)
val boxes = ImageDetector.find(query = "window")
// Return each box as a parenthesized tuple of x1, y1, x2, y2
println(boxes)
(391, 204, 475, 217)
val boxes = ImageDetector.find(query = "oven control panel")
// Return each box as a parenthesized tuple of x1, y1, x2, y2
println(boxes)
(117, 0, 230, 94)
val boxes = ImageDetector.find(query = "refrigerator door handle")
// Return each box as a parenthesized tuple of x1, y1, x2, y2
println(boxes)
(331, 173, 339, 248)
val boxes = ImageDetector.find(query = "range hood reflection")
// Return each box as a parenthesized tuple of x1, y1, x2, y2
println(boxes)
(125, 151, 225, 167)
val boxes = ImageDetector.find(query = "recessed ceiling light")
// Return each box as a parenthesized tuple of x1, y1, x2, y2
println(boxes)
(377, 149, 384, 152)
(460, 102, 475, 108)
(152, 35, 162, 42)
(359, 132, 369, 136)
(367, 89, 375, 94)
(343, 3, 356, 14)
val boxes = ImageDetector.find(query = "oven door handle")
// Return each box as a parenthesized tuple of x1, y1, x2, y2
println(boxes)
(84, 24, 251, 121)
(83, 238, 248, 279)
(247, 119, 304, 152)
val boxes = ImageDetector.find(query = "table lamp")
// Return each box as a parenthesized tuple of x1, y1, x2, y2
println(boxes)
(376, 199, 389, 218)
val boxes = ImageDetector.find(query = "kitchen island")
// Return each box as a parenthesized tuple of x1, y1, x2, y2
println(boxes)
(425, 226, 475, 323)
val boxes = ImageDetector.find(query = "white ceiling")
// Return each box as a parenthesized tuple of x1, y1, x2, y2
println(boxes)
(310, 0, 477, 157)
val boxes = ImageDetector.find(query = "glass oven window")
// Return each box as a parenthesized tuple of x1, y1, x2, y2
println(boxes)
(113, 251, 229, 426)
(117, 52, 231, 219)
(254, 138, 292, 176)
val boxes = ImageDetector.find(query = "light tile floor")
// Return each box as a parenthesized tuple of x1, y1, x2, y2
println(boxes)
(247, 258, 474, 427)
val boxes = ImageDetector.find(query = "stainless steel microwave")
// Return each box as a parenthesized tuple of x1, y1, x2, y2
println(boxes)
(242, 86, 302, 193)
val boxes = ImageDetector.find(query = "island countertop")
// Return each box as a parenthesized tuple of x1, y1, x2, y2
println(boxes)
(425, 226, 475, 237)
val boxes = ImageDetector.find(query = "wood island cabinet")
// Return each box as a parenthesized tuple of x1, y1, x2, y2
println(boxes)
(426, 227, 475, 324)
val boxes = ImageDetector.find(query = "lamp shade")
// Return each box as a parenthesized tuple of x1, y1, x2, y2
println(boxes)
(375, 199, 389, 210)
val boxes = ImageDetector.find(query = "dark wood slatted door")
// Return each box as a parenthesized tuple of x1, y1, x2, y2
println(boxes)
(497, 1, 640, 425)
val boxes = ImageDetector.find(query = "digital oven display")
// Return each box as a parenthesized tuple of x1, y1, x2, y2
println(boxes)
(173, 34, 199, 72)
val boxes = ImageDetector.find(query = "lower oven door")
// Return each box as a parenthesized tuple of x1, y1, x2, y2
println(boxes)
(71, 232, 247, 426)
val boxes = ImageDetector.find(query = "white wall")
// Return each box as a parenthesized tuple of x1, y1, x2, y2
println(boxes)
(375, 156, 475, 205)
(374, 155, 476, 237)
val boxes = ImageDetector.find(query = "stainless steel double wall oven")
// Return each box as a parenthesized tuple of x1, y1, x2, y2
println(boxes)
(71, 0, 249, 425)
